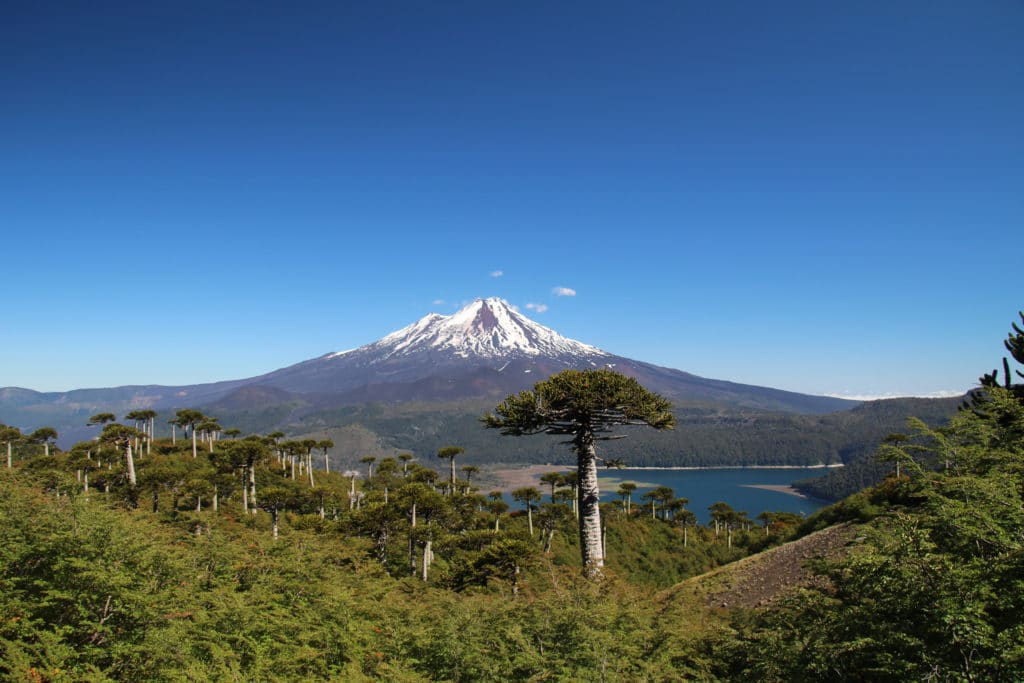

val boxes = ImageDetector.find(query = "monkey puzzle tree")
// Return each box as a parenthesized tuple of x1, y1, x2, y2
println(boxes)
(124, 409, 158, 455)
(977, 310, 1024, 402)
(360, 455, 377, 480)
(87, 413, 116, 428)
(196, 420, 222, 453)
(257, 478, 310, 540)
(511, 486, 542, 536)
(216, 438, 268, 515)
(398, 452, 414, 476)
(317, 439, 334, 473)
(643, 485, 675, 520)
(100, 423, 144, 489)
(483, 368, 674, 578)
(299, 439, 318, 487)
(29, 427, 58, 457)
(617, 481, 637, 515)
(1, 425, 22, 468)
(540, 471, 565, 502)
(436, 446, 464, 494)
(460, 465, 479, 492)
(174, 409, 206, 459)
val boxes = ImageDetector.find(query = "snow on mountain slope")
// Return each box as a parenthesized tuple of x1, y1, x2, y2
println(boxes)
(1, 298, 862, 443)
(331, 298, 609, 362)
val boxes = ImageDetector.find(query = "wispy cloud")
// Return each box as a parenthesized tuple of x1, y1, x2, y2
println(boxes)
(825, 389, 967, 401)
(490, 270, 504, 278)
(525, 302, 548, 313)
(432, 299, 445, 306)
(552, 286, 576, 297)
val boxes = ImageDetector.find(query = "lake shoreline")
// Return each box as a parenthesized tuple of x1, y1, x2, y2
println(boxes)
(487, 463, 841, 492)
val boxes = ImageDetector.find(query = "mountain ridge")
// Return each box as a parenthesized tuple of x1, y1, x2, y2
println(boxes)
(1, 298, 858, 445)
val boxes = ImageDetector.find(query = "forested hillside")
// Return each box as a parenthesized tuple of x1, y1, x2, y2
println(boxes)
(212, 395, 960, 474)
(2, 382, 1020, 680)
(0, 425, 796, 680)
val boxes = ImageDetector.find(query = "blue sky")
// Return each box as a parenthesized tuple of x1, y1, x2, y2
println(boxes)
(2, 1, 1021, 398)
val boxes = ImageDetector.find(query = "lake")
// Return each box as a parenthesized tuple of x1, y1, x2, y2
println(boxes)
(503, 467, 831, 524)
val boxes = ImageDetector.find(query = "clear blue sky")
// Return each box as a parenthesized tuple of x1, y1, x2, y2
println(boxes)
(3, 1, 1021, 398)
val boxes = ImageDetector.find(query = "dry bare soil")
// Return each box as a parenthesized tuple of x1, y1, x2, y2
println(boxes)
(661, 522, 859, 611)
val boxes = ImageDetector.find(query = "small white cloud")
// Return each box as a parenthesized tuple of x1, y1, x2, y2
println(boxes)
(525, 302, 548, 313)
(490, 270, 504, 278)
(552, 286, 576, 297)
(432, 299, 445, 306)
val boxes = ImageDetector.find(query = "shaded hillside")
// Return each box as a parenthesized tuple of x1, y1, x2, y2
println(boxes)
(791, 396, 964, 499)
(206, 395, 961, 473)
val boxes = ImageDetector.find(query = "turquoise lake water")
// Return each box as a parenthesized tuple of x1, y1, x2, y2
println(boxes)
(509, 467, 830, 524)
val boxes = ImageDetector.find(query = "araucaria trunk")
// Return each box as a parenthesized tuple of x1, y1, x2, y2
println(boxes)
(125, 442, 137, 486)
(249, 465, 258, 514)
(421, 539, 432, 581)
(576, 431, 604, 578)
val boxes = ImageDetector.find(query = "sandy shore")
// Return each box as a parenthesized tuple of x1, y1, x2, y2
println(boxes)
(487, 465, 574, 492)
(739, 484, 809, 499)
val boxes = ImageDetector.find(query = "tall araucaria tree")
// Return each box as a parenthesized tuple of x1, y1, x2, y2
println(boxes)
(87, 413, 117, 428)
(100, 423, 145, 488)
(174, 409, 206, 459)
(317, 440, 334, 474)
(29, 427, 58, 457)
(1, 425, 22, 468)
(196, 419, 222, 453)
(482, 369, 674, 578)
(137, 409, 158, 454)
(436, 445, 464, 494)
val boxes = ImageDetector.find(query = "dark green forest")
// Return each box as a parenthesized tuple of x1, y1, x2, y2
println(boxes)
(209, 393, 961, 502)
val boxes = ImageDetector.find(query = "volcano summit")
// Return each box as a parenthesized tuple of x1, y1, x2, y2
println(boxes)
(1, 298, 858, 446)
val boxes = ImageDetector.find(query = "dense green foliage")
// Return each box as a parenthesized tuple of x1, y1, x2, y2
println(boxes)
(710, 386, 1024, 681)
(0, 419, 794, 681)
(2, 314, 1019, 680)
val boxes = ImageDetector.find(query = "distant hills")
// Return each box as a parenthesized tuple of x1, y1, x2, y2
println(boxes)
(0, 298, 967, 488)
(2, 298, 859, 447)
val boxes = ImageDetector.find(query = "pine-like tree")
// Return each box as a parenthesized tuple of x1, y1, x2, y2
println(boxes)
(483, 369, 674, 578)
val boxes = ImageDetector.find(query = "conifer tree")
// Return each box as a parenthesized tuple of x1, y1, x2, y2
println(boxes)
(483, 369, 674, 578)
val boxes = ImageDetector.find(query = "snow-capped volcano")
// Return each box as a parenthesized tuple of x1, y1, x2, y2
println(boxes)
(244, 298, 616, 397)
(333, 298, 608, 362)
(243, 298, 854, 411)
(2, 297, 861, 445)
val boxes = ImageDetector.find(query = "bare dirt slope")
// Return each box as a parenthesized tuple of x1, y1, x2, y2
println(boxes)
(661, 522, 859, 611)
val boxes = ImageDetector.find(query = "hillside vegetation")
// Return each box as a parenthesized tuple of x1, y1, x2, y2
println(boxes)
(2, 314, 1021, 681)
(222, 395, 960, 481)
(0, 423, 799, 681)
(0, 382, 1019, 680)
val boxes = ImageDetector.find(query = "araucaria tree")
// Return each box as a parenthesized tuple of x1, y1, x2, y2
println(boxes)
(436, 446, 464, 494)
(100, 423, 144, 488)
(175, 409, 207, 459)
(482, 369, 674, 578)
